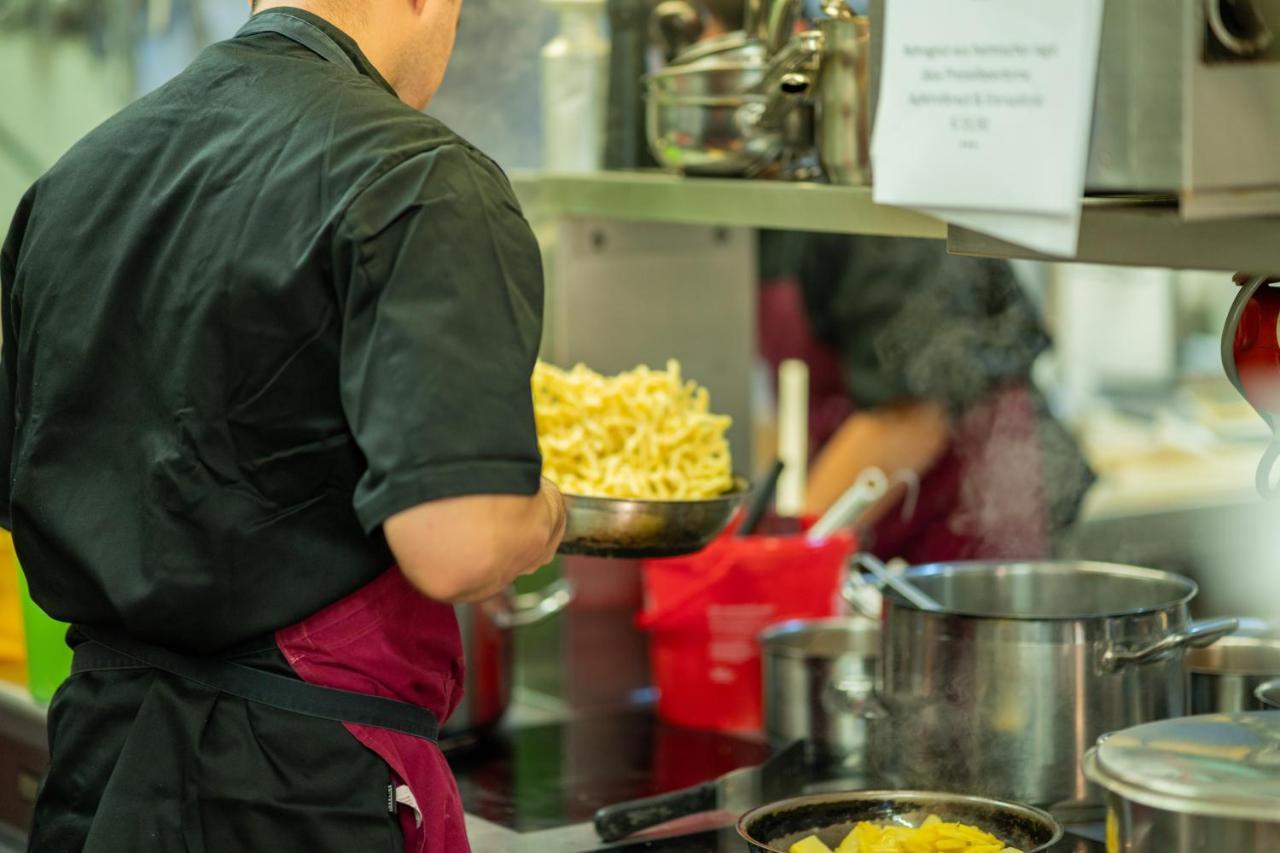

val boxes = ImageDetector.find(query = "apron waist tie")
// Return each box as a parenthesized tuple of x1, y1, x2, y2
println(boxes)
(71, 626, 440, 742)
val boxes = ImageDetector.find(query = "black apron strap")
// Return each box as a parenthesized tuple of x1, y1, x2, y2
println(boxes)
(236, 9, 358, 72)
(73, 627, 440, 742)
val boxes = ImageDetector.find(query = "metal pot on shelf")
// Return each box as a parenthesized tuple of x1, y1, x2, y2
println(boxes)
(1083, 712, 1280, 851)
(847, 560, 1238, 816)
(444, 579, 573, 740)
(644, 0, 821, 177)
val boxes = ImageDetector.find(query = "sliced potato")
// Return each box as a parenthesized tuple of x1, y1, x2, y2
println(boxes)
(789, 836, 836, 853)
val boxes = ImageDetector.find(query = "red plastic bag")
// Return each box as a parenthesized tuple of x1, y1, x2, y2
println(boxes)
(639, 529, 854, 733)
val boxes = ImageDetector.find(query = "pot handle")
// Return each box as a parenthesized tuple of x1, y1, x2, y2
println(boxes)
(842, 556, 883, 620)
(1102, 617, 1239, 672)
(825, 678, 886, 720)
(1254, 678, 1280, 709)
(493, 579, 575, 629)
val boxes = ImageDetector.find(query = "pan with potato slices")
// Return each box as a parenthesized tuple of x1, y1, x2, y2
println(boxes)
(737, 792, 1062, 853)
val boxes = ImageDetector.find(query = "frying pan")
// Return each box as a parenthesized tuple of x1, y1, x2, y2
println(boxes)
(558, 476, 750, 558)
(737, 791, 1063, 852)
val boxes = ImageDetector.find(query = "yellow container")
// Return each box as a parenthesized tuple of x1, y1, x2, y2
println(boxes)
(0, 532, 28, 687)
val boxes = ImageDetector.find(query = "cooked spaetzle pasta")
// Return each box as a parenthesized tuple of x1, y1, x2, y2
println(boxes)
(532, 360, 733, 500)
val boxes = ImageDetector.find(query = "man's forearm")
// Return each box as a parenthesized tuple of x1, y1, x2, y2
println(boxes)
(385, 480, 567, 603)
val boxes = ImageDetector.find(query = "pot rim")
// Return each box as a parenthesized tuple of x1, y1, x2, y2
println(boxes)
(759, 617, 879, 659)
(1187, 635, 1280, 675)
(735, 790, 1064, 852)
(645, 60, 768, 84)
(648, 94, 769, 107)
(890, 561, 1199, 622)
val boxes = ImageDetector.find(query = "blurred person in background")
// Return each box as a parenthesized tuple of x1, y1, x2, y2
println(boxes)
(760, 233, 1094, 562)
(694, 0, 1094, 561)
(0, 1, 564, 851)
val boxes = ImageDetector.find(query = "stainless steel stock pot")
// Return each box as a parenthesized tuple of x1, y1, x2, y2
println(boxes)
(858, 561, 1237, 816)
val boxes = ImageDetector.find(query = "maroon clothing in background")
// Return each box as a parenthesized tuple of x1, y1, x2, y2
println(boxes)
(759, 275, 1051, 563)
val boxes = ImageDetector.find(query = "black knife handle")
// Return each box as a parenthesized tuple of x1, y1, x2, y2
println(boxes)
(593, 781, 719, 843)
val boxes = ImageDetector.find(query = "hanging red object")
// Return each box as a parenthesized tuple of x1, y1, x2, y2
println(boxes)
(1223, 275, 1280, 498)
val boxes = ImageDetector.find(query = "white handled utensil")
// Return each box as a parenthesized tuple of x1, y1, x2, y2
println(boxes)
(775, 359, 809, 518)
(806, 467, 889, 541)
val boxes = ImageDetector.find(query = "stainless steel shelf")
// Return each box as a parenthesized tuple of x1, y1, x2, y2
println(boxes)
(949, 197, 1280, 273)
(509, 170, 947, 239)
(513, 172, 1280, 272)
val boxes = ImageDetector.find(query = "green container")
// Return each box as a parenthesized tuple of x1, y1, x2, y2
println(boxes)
(17, 567, 71, 704)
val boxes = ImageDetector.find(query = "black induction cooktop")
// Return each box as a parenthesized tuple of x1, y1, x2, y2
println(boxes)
(447, 707, 1106, 853)
(448, 706, 770, 834)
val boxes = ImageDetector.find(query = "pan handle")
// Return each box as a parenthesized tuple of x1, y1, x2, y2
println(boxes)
(1101, 617, 1239, 672)
(593, 780, 718, 843)
(491, 579, 575, 629)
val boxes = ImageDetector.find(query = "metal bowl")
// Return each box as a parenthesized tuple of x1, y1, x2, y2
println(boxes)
(558, 476, 748, 558)
(737, 791, 1063, 853)
(645, 57, 779, 176)
(645, 95, 779, 176)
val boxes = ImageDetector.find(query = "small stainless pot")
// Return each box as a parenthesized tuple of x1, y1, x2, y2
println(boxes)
(1084, 712, 1280, 852)
(444, 579, 573, 739)
(645, 32, 822, 176)
(759, 618, 878, 764)
(861, 561, 1237, 815)
(1189, 634, 1280, 712)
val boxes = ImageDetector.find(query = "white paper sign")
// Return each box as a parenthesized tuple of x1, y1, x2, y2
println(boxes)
(871, 0, 1104, 255)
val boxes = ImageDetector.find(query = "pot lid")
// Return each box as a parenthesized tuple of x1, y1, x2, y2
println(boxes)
(1085, 713, 1280, 820)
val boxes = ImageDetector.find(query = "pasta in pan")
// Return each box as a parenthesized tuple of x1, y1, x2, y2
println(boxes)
(532, 360, 734, 500)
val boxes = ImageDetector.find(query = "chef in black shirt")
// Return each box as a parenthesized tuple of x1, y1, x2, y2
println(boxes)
(0, 2, 565, 851)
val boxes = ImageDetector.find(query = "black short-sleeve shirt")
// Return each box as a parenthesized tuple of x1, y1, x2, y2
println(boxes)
(0, 9, 544, 652)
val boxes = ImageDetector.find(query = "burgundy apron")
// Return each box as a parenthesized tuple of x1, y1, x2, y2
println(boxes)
(277, 567, 469, 853)
(75, 565, 470, 853)
(759, 276, 1050, 562)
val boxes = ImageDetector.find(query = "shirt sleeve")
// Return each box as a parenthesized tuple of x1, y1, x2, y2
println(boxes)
(800, 235, 1051, 413)
(335, 145, 544, 532)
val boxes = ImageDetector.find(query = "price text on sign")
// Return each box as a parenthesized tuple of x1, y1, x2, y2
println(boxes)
(904, 42, 1058, 151)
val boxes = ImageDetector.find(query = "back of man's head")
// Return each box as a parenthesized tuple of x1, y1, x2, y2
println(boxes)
(247, 0, 462, 112)
(251, 0, 368, 27)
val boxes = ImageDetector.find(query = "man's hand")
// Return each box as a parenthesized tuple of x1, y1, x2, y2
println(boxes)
(528, 477, 567, 574)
